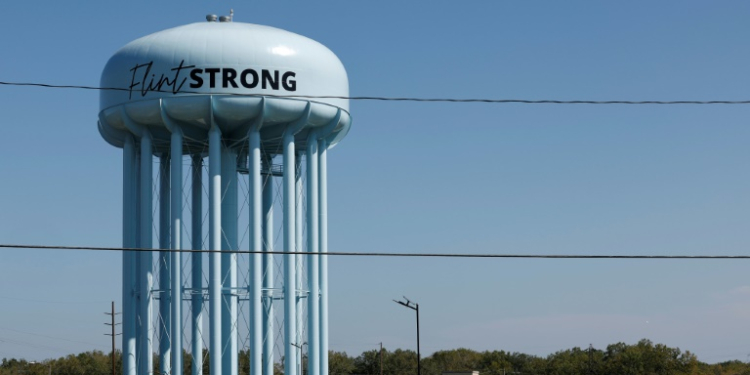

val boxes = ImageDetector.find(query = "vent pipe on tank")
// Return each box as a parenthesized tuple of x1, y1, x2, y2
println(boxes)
(219, 9, 233, 22)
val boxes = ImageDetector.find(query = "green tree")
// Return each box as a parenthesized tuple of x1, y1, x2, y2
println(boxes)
(384, 349, 418, 375)
(329, 351, 355, 375)
(353, 349, 381, 375)
(427, 348, 482, 373)
(477, 350, 514, 375)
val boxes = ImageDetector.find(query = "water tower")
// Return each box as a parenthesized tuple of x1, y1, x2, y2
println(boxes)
(98, 14, 351, 375)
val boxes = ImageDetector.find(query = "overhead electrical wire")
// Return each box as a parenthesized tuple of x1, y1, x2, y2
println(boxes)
(1, 243, 749, 259)
(2, 80, 750, 105)
(1, 82, 747, 260)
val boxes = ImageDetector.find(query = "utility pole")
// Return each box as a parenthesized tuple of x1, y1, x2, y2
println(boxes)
(291, 342, 307, 375)
(416, 304, 420, 375)
(380, 342, 383, 375)
(104, 301, 121, 375)
(587, 344, 593, 375)
(393, 297, 420, 375)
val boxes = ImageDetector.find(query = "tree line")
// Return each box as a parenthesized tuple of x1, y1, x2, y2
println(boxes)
(2, 339, 749, 375)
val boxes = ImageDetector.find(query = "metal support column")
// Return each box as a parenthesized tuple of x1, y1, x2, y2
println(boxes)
(222, 146, 239, 375)
(262, 156, 274, 375)
(134, 149, 142, 372)
(295, 154, 304, 375)
(283, 131, 298, 375)
(306, 133, 320, 375)
(208, 124, 223, 375)
(159, 153, 171, 375)
(122, 134, 137, 375)
(139, 132, 154, 375)
(249, 129, 263, 375)
(319, 139, 329, 375)
(191, 155, 204, 375)
(171, 128, 183, 375)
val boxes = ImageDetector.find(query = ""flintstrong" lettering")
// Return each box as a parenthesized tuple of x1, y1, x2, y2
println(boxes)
(128, 60, 297, 99)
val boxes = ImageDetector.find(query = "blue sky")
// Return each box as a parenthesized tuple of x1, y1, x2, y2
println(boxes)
(1, 0, 750, 364)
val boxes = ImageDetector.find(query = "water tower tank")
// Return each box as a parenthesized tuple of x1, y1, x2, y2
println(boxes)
(98, 17, 350, 375)
(99, 20, 351, 149)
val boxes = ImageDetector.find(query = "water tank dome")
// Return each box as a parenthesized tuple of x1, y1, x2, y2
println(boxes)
(98, 21, 351, 151)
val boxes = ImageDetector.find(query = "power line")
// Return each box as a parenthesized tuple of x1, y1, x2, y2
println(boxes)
(1, 243, 750, 259)
(2, 81, 750, 105)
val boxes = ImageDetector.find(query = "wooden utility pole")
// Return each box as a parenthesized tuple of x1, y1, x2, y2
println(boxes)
(380, 342, 383, 375)
(104, 301, 121, 375)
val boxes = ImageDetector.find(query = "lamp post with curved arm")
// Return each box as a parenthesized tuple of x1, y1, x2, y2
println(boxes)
(393, 296, 420, 375)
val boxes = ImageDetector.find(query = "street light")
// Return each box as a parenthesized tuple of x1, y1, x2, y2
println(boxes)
(291, 341, 308, 375)
(393, 296, 420, 375)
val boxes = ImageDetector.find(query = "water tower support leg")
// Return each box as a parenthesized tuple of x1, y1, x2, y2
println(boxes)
(249, 129, 263, 375)
(319, 139, 329, 375)
(191, 155, 204, 375)
(306, 133, 320, 375)
(122, 134, 137, 375)
(283, 131, 298, 375)
(171, 128, 184, 375)
(139, 132, 154, 375)
(222, 146, 239, 375)
(208, 125, 223, 375)
(295, 154, 304, 375)
(134, 150, 142, 371)
(159, 153, 172, 375)
(262, 157, 275, 375)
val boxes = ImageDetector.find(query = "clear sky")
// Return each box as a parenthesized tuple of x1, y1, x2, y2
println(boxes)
(1, 0, 750, 364)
